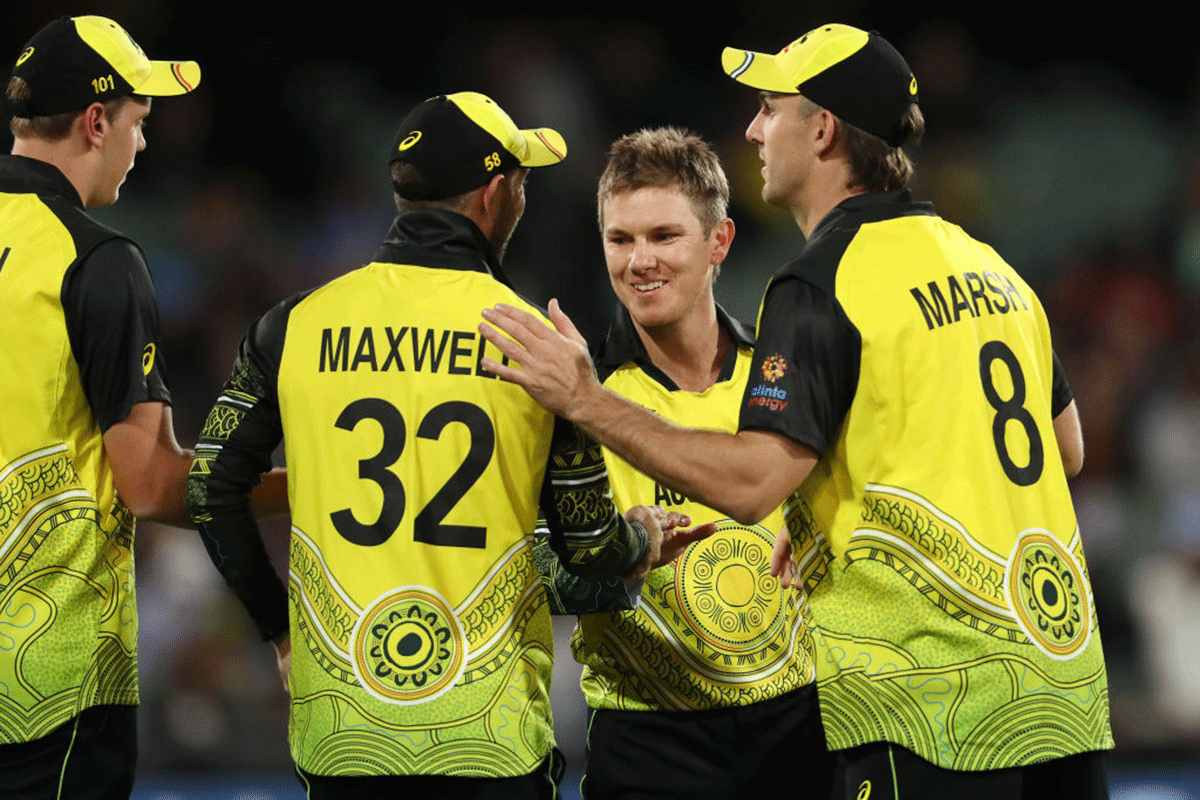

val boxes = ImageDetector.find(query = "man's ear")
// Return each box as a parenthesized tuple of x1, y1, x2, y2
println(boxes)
(710, 217, 736, 265)
(80, 102, 107, 148)
(480, 172, 508, 216)
(812, 109, 840, 158)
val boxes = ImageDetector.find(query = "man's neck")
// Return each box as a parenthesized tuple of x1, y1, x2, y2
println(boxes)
(794, 182, 864, 239)
(633, 303, 731, 393)
(11, 138, 95, 206)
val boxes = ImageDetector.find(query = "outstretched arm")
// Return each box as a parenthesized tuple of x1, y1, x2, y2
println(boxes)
(481, 300, 816, 524)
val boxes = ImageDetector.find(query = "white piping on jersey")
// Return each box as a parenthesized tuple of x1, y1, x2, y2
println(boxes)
(0, 442, 68, 485)
(217, 394, 254, 409)
(1, 489, 94, 562)
(549, 473, 608, 488)
(850, 528, 1013, 618)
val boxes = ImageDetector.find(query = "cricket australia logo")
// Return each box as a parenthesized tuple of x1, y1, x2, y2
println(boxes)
(351, 585, 466, 704)
(1005, 530, 1091, 660)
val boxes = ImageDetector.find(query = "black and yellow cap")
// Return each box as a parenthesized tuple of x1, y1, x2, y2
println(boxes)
(10, 15, 200, 117)
(389, 91, 567, 201)
(722, 24, 918, 147)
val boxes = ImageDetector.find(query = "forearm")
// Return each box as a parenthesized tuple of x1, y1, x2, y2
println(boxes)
(191, 487, 289, 641)
(104, 403, 195, 527)
(568, 383, 806, 524)
(479, 301, 814, 524)
(250, 467, 290, 518)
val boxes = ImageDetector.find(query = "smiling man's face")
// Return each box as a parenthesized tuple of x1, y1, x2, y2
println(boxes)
(602, 185, 726, 335)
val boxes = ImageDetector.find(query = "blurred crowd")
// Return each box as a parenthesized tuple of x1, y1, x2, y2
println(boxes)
(4, 8, 1200, 774)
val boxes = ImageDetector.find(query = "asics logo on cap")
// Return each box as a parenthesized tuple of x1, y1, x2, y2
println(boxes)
(398, 131, 422, 151)
(16, 47, 33, 66)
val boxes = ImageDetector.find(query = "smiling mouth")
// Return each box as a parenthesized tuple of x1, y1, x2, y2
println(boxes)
(633, 281, 665, 292)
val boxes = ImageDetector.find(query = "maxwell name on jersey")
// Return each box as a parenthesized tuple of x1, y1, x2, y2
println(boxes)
(908, 269, 1030, 331)
(317, 325, 509, 376)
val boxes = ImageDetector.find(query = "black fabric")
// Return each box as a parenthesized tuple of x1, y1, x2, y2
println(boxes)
(62, 238, 171, 430)
(10, 16, 138, 116)
(830, 742, 1109, 800)
(0, 704, 136, 799)
(377, 208, 512, 284)
(582, 685, 832, 800)
(1051, 350, 1074, 418)
(298, 748, 565, 800)
(738, 191, 936, 455)
(594, 302, 755, 388)
(797, 29, 918, 147)
(739, 277, 860, 456)
(389, 95, 521, 200)
(0, 153, 83, 205)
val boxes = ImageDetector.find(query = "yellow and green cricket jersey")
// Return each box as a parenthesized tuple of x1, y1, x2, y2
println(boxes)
(740, 190, 1113, 769)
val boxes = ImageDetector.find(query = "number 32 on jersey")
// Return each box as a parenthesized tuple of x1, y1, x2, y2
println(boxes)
(330, 397, 494, 549)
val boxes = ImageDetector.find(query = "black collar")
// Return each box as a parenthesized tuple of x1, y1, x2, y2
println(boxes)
(807, 188, 936, 243)
(594, 302, 755, 390)
(0, 154, 84, 208)
(374, 208, 514, 289)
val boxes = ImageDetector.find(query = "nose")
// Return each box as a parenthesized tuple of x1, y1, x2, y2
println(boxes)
(629, 239, 655, 271)
(746, 111, 764, 144)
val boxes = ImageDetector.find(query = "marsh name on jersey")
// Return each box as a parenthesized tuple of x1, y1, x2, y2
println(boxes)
(909, 269, 1030, 331)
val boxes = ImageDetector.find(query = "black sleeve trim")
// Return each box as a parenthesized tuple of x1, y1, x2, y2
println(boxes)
(738, 277, 861, 455)
(1050, 350, 1074, 418)
(61, 238, 170, 431)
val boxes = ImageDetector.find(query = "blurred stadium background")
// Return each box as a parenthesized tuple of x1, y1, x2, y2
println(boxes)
(5, 2, 1200, 797)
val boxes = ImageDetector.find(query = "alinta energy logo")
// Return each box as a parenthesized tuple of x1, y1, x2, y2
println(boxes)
(760, 354, 787, 382)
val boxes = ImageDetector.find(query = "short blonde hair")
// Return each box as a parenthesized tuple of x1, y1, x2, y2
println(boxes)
(597, 127, 729, 235)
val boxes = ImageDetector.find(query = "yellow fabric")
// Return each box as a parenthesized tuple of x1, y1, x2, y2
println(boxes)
(783, 211, 1112, 768)
(277, 260, 560, 776)
(0, 184, 138, 744)
(575, 345, 815, 710)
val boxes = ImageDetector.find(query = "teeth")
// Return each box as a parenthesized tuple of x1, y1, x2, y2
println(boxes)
(633, 281, 665, 291)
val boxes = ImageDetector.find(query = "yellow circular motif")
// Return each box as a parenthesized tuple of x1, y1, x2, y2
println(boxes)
(1005, 530, 1090, 659)
(672, 520, 786, 670)
(716, 564, 754, 607)
(17, 47, 34, 66)
(351, 585, 466, 705)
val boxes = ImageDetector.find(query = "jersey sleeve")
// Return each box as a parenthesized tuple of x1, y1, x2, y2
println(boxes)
(1051, 350, 1074, 418)
(61, 238, 170, 431)
(186, 302, 292, 642)
(532, 518, 642, 615)
(538, 417, 650, 582)
(738, 277, 861, 455)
